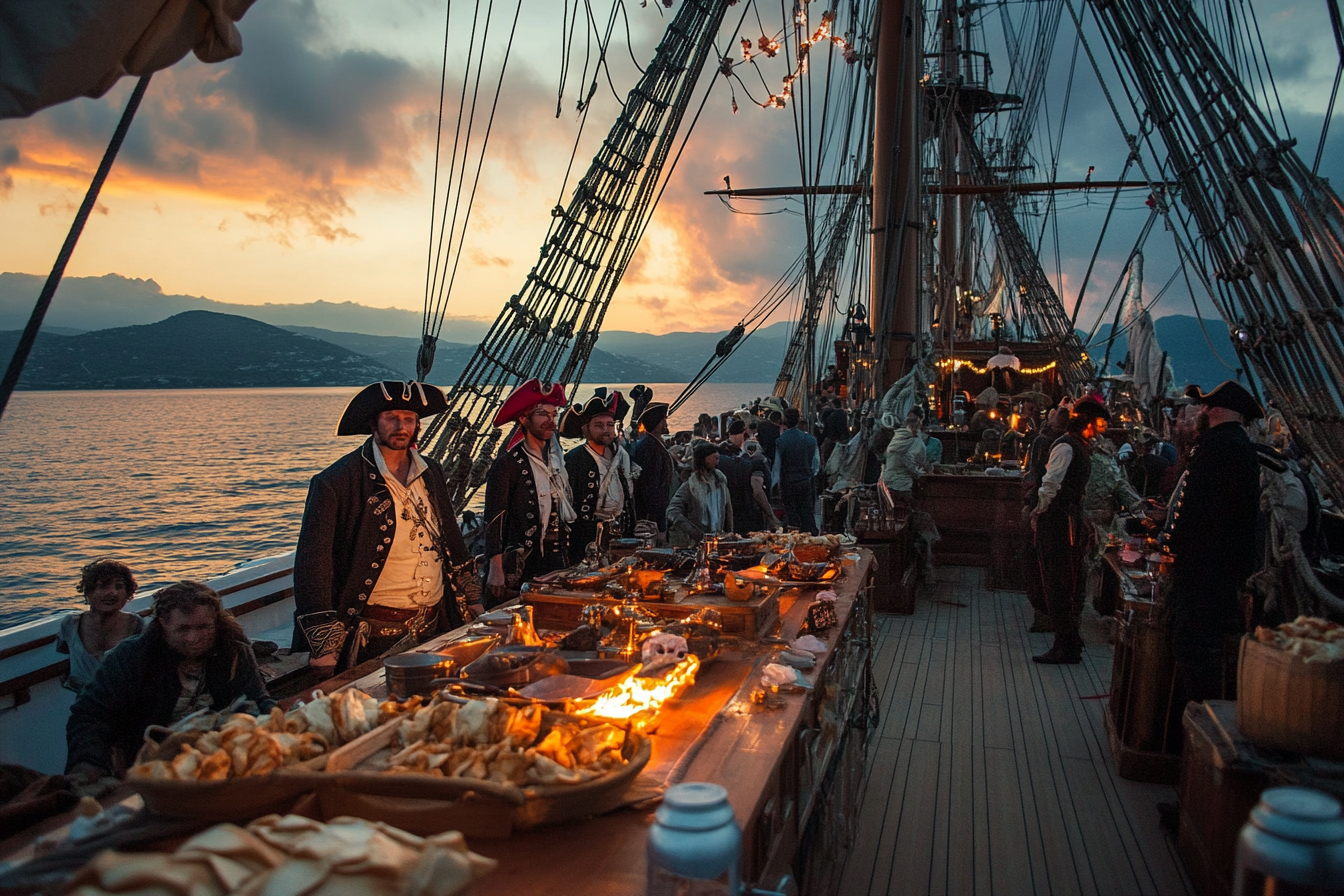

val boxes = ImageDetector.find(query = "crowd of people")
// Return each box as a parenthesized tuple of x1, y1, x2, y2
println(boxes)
(55, 372, 1320, 795)
(1013, 377, 1327, 709)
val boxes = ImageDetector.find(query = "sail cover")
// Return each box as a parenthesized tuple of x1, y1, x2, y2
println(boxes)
(0, 0, 257, 119)
(1119, 253, 1166, 403)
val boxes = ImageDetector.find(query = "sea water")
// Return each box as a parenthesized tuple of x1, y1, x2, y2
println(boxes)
(0, 383, 770, 625)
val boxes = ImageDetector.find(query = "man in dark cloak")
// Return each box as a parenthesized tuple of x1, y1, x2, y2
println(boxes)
(294, 381, 473, 672)
(632, 402, 676, 537)
(483, 378, 574, 606)
(1165, 380, 1263, 701)
(561, 388, 635, 559)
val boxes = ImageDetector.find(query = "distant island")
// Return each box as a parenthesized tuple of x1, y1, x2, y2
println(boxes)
(0, 272, 1242, 390)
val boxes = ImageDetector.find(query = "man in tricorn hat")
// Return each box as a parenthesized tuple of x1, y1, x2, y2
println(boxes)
(483, 378, 572, 606)
(561, 388, 636, 559)
(631, 401, 676, 538)
(1165, 380, 1264, 701)
(294, 381, 473, 672)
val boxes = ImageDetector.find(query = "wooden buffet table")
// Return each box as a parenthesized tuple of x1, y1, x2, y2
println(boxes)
(920, 472, 1028, 590)
(358, 551, 877, 896)
(1, 554, 877, 896)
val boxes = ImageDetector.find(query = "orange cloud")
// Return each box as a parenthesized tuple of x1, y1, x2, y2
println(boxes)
(0, 1, 437, 243)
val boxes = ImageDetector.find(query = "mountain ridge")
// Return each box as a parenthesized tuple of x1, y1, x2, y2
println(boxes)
(0, 311, 402, 389)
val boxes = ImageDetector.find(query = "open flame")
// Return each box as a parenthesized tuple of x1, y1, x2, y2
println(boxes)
(575, 656, 701, 732)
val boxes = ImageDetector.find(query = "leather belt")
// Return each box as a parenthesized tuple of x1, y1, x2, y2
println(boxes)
(363, 603, 437, 622)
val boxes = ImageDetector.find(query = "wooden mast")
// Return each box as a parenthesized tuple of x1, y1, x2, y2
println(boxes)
(871, 0, 924, 387)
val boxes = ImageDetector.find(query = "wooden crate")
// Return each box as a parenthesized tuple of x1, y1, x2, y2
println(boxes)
(525, 586, 781, 640)
(1178, 702, 1275, 896)
(1237, 636, 1344, 761)
(858, 534, 918, 615)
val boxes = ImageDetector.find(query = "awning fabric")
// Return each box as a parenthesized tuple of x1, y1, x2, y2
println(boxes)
(0, 0, 258, 119)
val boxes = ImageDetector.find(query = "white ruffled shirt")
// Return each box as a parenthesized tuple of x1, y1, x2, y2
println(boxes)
(369, 443, 444, 609)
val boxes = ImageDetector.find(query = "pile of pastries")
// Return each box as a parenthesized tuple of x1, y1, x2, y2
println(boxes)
(1254, 615, 1344, 663)
(129, 688, 414, 781)
(383, 694, 630, 786)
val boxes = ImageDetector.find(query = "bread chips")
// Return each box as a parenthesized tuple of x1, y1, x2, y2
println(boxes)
(1254, 615, 1344, 663)
(383, 694, 629, 786)
(129, 688, 421, 782)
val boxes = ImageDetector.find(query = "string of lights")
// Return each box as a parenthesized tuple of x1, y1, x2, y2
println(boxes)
(935, 359, 1060, 376)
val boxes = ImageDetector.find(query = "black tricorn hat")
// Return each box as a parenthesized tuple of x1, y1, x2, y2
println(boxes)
(559, 388, 631, 438)
(335, 381, 449, 436)
(1185, 380, 1263, 421)
(639, 401, 670, 431)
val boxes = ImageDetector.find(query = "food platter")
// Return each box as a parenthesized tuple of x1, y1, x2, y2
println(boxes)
(734, 565, 841, 588)
(323, 698, 651, 835)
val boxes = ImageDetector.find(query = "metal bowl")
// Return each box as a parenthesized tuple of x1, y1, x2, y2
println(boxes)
(786, 561, 833, 582)
(384, 653, 458, 698)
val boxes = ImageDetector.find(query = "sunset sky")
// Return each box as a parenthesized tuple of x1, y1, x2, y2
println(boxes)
(1, 0, 1340, 338)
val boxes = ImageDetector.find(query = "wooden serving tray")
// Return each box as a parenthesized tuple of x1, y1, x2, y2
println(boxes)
(321, 708, 652, 836)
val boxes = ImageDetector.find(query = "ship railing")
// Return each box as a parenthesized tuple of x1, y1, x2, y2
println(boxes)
(0, 551, 298, 775)
(922, 51, 992, 91)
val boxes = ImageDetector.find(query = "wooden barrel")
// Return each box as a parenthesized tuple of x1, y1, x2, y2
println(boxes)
(1236, 636, 1344, 761)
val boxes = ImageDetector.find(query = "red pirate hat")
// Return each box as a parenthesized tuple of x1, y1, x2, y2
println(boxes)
(492, 378, 568, 428)
(335, 381, 449, 436)
(559, 388, 631, 438)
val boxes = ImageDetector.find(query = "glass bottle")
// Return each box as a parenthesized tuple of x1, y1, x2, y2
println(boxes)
(1233, 787, 1344, 896)
(647, 782, 741, 896)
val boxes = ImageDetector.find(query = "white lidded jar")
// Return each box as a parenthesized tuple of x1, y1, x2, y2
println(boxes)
(648, 782, 742, 896)
(1233, 786, 1344, 896)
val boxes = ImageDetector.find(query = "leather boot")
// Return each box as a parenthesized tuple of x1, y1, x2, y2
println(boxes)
(1029, 612, 1054, 633)
(1032, 642, 1082, 664)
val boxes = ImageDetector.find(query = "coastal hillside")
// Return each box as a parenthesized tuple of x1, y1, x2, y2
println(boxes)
(597, 322, 792, 384)
(0, 311, 400, 389)
(283, 326, 683, 384)
(0, 272, 492, 341)
(1083, 316, 1242, 391)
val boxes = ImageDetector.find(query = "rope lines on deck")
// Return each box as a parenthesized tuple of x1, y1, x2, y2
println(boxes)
(419, 0, 735, 506)
(1084, 0, 1344, 501)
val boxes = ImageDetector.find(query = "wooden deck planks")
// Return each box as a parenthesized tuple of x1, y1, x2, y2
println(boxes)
(841, 566, 1192, 895)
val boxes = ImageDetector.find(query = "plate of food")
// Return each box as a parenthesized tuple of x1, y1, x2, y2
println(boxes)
(325, 693, 650, 832)
(126, 688, 418, 821)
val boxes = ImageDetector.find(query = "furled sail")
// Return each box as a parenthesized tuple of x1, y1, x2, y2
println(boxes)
(1118, 254, 1166, 404)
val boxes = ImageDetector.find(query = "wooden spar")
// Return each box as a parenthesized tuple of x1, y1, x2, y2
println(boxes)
(871, 0, 924, 386)
(705, 180, 1163, 197)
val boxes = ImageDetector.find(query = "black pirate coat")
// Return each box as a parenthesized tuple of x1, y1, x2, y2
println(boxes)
(292, 439, 470, 651)
(632, 433, 676, 530)
(1166, 420, 1260, 658)
(483, 441, 569, 568)
(564, 442, 635, 557)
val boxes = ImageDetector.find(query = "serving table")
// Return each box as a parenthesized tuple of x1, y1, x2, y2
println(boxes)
(347, 551, 877, 896)
(0, 553, 877, 896)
